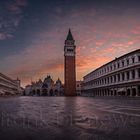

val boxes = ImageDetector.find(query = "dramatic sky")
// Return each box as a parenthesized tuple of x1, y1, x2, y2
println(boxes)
(0, 0, 140, 87)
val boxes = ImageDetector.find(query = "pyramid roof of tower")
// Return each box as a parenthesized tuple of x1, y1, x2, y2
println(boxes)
(66, 29, 74, 40)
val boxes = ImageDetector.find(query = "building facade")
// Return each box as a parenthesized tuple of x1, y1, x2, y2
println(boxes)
(24, 75, 64, 96)
(82, 49, 140, 97)
(64, 29, 76, 96)
(76, 81, 83, 96)
(0, 73, 21, 96)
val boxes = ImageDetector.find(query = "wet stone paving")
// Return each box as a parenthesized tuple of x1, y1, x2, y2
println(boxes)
(0, 96, 140, 140)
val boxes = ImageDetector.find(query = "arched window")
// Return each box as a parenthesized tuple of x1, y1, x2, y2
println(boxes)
(122, 60, 124, 67)
(127, 71, 129, 80)
(107, 77, 109, 83)
(107, 66, 109, 72)
(114, 75, 116, 82)
(127, 59, 129, 65)
(101, 80, 103, 85)
(114, 64, 116, 69)
(117, 62, 120, 68)
(132, 57, 135, 63)
(138, 56, 140, 61)
(118, 74, 120, 81)
(105, 78, 106, 84)
(132, 70, 135, 79)
(110, 76, 112, 83)
(110, 65, 112, 71)
(138, 68, 140, 78)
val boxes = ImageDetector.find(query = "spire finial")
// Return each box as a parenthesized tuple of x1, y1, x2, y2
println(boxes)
(66, 28, 74, 40)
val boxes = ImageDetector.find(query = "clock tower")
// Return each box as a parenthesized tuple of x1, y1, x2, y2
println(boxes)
(64, 29, 76, 96)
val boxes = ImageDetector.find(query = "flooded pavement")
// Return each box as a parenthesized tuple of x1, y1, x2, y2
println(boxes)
(0, 96, 140, 140)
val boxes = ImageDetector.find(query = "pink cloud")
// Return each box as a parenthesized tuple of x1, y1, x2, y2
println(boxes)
(12, 61, 64, 87)
(131, 25, 140, 35)
(0, 33, 13, 40)
(95, 40, 105, 46)
(127, 41, 134, 45)
(76, 54, 111, 80)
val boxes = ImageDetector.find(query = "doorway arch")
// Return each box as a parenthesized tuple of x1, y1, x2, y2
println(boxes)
(127, 89, 131, 96)
(132, 88, 136, 96)
(42, 89, 48, 96)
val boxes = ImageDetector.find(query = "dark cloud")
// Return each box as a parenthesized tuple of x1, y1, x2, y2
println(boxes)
(0, 0, 140, 86)
(0, 0, 27, 40)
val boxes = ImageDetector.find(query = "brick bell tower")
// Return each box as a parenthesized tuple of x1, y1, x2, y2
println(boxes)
(64, 29, 76, 96)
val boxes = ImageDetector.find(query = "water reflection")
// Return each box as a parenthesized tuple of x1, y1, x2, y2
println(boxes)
(0, 97, 140, 140)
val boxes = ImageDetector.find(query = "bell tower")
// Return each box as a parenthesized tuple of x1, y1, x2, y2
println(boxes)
(64, 29, 76, 96)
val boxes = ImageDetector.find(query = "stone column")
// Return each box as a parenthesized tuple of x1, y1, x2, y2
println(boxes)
(130, 87, 133, 96)
(116, 74, 118, 82)
(130, 70, 133, 80)
(124, 87, 127, 96)
(120, 73, 123, 82)
(136, 86, 139, 97)
(106, 89, 108, 96)
(135, 68, 139, 79)
(135, 55, 139, 62)
(124, 58, 127, 66)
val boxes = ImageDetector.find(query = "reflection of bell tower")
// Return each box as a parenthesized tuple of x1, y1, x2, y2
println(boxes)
(64, 29, 76, 96)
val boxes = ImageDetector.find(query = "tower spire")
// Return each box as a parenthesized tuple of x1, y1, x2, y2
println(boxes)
(66, 28, 74, 40)
(64, 29, 76, 96)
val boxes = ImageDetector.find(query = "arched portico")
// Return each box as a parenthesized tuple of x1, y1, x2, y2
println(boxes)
(49, 89, 54, 96)
(37, 89, 40, 96)
(42, 89, 48, 96)
(132, 88, 136, 96)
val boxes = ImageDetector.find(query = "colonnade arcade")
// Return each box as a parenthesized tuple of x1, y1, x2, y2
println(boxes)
(31, 88, 63, 96)
(85, 85, 140, 97)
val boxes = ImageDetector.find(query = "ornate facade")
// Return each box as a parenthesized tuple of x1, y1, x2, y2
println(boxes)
(64, 29, 76, 96)
(0, 73, 21, 96)
(82, 49, 140, 97)
(24, 75, 64, 96)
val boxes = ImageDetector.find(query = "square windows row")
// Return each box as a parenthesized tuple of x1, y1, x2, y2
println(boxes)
(86, 68, 140, 86)
(91, 55, 140, 78)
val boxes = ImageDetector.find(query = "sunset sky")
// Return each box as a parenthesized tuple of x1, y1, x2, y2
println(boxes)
(0, 0, 140, 87)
